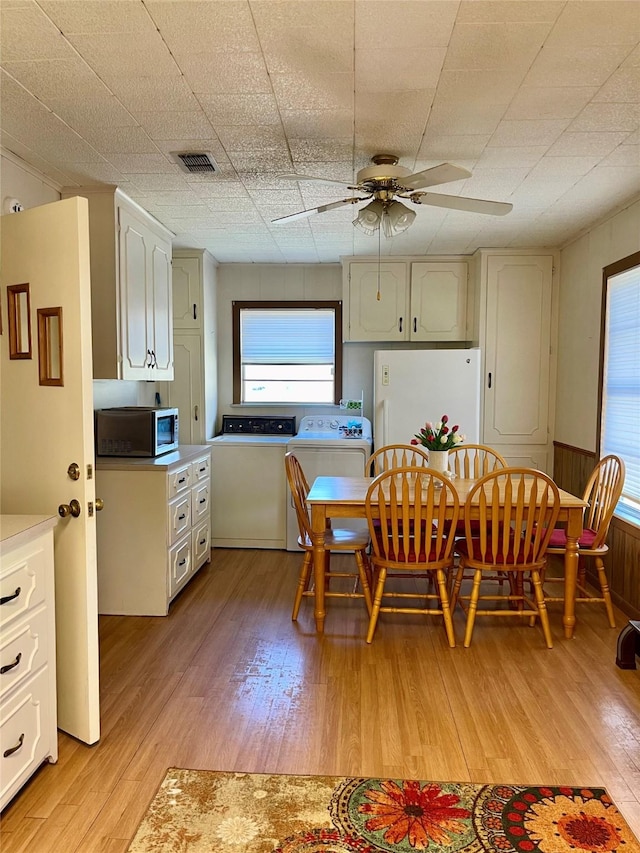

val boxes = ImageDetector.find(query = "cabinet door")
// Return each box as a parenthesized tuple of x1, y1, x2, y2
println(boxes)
(149, 238, 173, 378)
(410, 262, 468, 340)
(172, 256, 201, 330)
(346, 263, 408, 341)
(167, 335, 204, 444)
(118, 206, 151, 379)
(483, 256, 553, 446)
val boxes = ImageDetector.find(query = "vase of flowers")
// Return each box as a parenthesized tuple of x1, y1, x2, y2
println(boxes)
(411, 415, 464, 477)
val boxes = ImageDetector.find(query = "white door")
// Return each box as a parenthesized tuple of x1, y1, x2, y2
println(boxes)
(0, 197, 101, 745)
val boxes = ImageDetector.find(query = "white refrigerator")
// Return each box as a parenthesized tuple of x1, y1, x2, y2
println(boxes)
(373, 349, 481, 448)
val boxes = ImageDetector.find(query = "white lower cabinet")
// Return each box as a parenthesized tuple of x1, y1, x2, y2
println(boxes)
(96, 447, 212, 616)
(0, 516, 58, 811)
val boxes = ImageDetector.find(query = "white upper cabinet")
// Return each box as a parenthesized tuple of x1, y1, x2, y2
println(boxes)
(410, 262, 468, 341)
(172, 255, 201, 330)
(343, 258, 469, 342)
(61, 186, 174, 380)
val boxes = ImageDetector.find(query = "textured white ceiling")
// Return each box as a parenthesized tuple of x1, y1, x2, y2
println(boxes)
(1, 0, 639, 263)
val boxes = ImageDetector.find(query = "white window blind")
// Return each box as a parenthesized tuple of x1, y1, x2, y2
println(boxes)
(239, 307, 337, 404)
(601, 263, 640, 523)
(241, 309, 334, 364)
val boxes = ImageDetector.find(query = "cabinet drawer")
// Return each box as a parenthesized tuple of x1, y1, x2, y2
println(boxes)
(191, 480, 210, 522)
(169, 537, 191, 598)
(192, 455, 210, 482)
(1, 668, 53, 809)
(0, 606, 48, 701)
(168, 464, 192, 497)
(168, 494, 191, 545)
(0, 547, 47, 631)
(192, 519, 211, 569)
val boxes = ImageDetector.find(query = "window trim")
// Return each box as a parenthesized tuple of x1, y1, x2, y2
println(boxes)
(232, 300, 343, 405)
(598, 250, 640, 524)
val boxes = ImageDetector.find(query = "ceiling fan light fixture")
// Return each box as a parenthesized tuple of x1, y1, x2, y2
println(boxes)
(382, 200, 416, 237)
(353, 199, 385, 235)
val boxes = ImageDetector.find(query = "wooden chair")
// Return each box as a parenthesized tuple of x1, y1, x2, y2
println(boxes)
(364, 466, 460, 646)
(449, 444, 507, 479)
(366, 444, 430, 477)
(284, 452, 372, 621)
(543, 455, 625, 628)
(448, 444, 507, 538)
(451, 468, 560, 648)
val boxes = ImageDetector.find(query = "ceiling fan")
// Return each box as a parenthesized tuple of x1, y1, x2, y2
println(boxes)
(272, 154, 512, 235)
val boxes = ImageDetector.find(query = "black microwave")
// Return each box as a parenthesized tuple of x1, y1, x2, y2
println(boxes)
(95, 407, 179, 457)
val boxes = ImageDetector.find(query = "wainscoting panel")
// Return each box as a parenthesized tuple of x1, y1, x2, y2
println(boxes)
(553, 442, 639, 619)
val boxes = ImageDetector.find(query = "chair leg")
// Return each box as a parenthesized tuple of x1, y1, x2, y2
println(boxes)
(435, 568, 456, 648)
(531, 569, 553, 648)
(292, 551, 313, 621)
(354, 549, 373, 615)
(463, 569, 482, 648)
(595, 557, 616, 628)
(366, 567, 387, 644)
(451, 564, 465, 610)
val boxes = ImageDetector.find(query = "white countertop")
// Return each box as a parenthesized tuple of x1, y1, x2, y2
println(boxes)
(95, 444, 211, 472)
(0, 514, 58, 553)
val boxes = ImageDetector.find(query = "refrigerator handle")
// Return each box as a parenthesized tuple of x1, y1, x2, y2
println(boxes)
(488, 372, 492, 389)
(382, 399, 389, 445)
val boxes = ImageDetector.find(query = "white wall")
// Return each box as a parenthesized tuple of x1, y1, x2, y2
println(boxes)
(555, 197, 640, 451)
(0, 150, 60, 209)
(215, 263, 407, 429)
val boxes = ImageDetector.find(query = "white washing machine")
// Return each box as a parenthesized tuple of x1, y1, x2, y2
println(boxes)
(285, 415, 373, 551)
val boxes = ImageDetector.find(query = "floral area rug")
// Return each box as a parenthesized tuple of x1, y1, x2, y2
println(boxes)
(126, 768, 640, 852)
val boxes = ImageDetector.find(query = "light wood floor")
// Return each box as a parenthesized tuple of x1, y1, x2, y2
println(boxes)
(2, 548, 640, 851)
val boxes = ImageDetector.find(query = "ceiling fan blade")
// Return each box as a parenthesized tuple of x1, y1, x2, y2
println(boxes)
(277, 172, 351, 187)
(272, 197, 365, 224)
(412, 192, 513, 216)
(401, 163, 472, 190)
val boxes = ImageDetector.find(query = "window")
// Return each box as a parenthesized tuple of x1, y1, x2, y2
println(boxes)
(600, 252, 640, 525)
(232, 301, 342, 405)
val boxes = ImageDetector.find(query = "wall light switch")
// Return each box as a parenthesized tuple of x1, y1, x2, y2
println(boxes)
(382, 364, 390, 385)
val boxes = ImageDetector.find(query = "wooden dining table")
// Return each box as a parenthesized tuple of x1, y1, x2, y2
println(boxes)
(306, 475, 587, 638)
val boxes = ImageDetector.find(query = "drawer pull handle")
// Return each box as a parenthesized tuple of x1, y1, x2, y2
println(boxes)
(199, 466, 206, 473)
(178, 558, 187, 567)
(199, 538, 206, 546)
(4, 733, 24, 757)
(199, 498, 206, 504)
(178, 477, 186, 485)
(1, 652, 22, 675)
(178, 514, 186, 521)
(0, 587, 21, 606)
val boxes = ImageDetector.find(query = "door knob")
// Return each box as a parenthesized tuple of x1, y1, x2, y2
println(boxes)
(58, 499, 81, 518)
(67, 462, 81, 481)
(95, 498, 104, 511)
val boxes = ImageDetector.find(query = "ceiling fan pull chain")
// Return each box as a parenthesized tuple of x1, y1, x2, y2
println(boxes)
(376, 227, 381, 301)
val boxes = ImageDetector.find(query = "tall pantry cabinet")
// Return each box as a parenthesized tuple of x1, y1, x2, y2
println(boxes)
(159, 250, 218, 444)
(471, 250, 557, 472)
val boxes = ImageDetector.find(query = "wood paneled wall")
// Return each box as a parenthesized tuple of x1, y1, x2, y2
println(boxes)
(553, 441, 640, 619)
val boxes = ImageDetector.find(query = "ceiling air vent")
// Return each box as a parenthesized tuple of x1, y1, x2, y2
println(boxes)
(171, 151, 219, 175)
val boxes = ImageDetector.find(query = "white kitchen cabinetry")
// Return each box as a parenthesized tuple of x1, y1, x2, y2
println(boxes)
(95, 446, 211, 616)
(472, 251, 556, 472)
(1, 515, 58, 811)
(61, 186, 174, 380)
(159, 250, 217, 445)
(342, 258, 469, 342)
